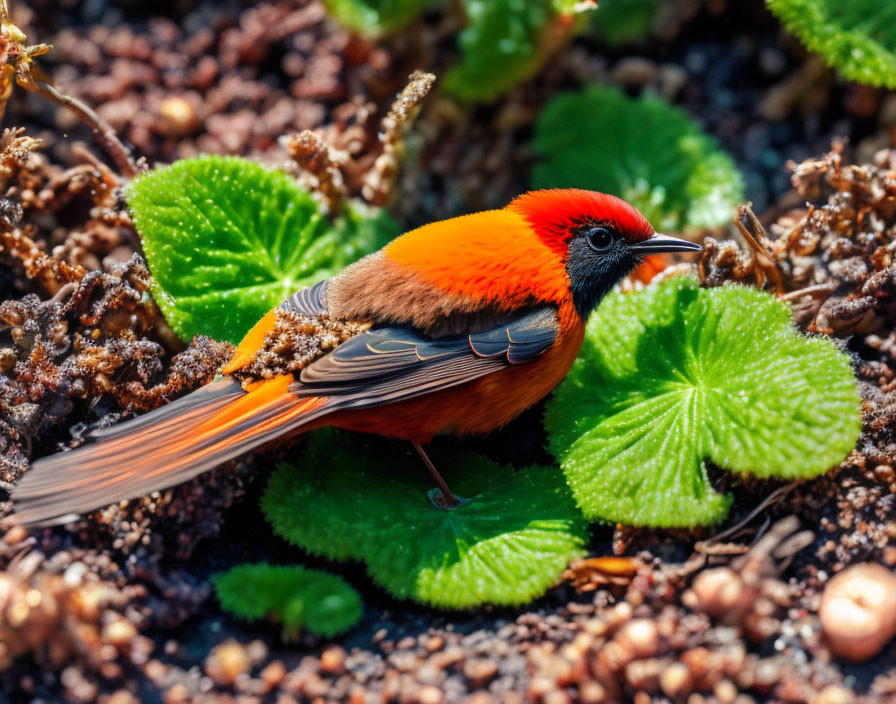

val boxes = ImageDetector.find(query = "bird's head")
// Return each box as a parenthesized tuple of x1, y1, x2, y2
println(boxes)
(506, 189, 702, 316)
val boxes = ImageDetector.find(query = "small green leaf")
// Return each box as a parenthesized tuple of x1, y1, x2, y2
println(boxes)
(545, 276, 862, 528)
(213, 563, 362, 639)
(551, 0, 591, 11)
(592, 0, 660, 47)
(323, 0, 428, 38)
(262, 431, 587, 608)
(767, 0, 896, 89)
(128, 156, 397, 344)
(443, 0, 559, 102)
(533, 86, 744, 232)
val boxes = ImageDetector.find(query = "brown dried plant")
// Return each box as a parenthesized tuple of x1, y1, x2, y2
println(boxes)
(0, 0, 136, 178)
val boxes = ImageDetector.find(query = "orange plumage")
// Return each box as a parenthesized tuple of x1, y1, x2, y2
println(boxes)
(12, 189, 701, 525)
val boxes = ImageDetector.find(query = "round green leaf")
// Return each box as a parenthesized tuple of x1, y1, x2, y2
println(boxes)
(545, 276, 862, 527)
(323, 0, 427, 38)
(533, 86, 744, 232)
(262, 431, 588, 608)
(213, 563, 362, 638)
(127, 155, 396, 343)
(444, 0, 551, 102)
(592, 0, 660, 47)
(767, 0, 896, 89)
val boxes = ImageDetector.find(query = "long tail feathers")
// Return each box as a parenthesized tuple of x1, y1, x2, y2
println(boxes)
(12, 375, 328, 527)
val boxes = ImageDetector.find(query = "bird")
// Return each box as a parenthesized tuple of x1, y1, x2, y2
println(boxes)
(11, 188, 701, 526)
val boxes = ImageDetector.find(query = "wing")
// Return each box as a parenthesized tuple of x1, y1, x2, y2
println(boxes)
(292, 305, 559, 410)
(280, 279, 329, 316)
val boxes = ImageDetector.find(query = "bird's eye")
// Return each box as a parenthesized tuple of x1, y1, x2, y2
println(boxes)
(585, 226, 615, 253)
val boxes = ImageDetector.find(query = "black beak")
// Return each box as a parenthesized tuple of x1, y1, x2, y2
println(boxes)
(631, 233, 703, 254)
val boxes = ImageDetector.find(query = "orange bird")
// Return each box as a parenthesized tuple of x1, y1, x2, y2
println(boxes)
(12, 189, 700, 525)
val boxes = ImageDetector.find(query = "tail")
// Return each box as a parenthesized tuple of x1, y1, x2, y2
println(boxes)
(12, 375, 329, 527)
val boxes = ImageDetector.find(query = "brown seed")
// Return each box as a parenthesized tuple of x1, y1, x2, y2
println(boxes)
(819, 562, 896, 661)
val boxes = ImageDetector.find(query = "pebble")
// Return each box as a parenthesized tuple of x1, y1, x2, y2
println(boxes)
(609, 57, 658, 86)
(260, 660, 287, 692)
(614, 619, 659, 658)
(659, 662, 693, 698)
(812, 685, 856, 704)
(691, 567, 744, 619)
(319, 645, 346, 675)
(157, 95, 200, 137)
(819, 562, 896, 661)
(205, 640, 251, 686)
(101, 618, 137, 648)
(418, 685, 444, 704)
(463, 659, 498, 688)
(424, 635, 444, 652)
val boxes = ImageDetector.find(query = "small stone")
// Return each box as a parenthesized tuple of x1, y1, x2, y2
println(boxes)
(691, 568, 744, 618)
(4, 525, 26, 545)
(158, 96, 200, 137)
(163, 684, 188, 704)
(102, 691, 139, 704)
(659, 663, 693, 698)
(260, 661, 286, 692)
(578, 680, 607, 704)
(615, 619, 659, 658)
(424, 636, 444, 652)
(102, 618, 137, 648)
(319, 645, 346, 675)
(463, 659, 498, 688)
(544, 691, 571, 704)
(610, 57, 658, 86)
(819, 562, 896, 661)
(418, 686, 444, 704)
(812, 685, 856, 704)
(205, 640, 251, 686)
(143, 660, 167, 685)
(713, 678, 737, 704)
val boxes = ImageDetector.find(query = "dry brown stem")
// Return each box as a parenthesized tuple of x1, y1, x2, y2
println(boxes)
(286, 129, 347, 213)
(363, 71, 436, 206)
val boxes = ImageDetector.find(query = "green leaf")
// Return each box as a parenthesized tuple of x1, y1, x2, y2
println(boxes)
(551, 0, 598, 15)
(443, 0, 558, 102)
(532, 86, 744, 232)
(262, 431, 588, 608)
(128, 156, 397, 344)
(767, 0, 896, 89)
(213, 563, 362, 639)
(322, 0, 428, 37)
(545, 276, 862, 528)
(592, 0, 660, 47)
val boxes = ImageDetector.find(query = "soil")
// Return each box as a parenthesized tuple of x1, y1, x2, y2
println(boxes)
(1, 0, 895, 702)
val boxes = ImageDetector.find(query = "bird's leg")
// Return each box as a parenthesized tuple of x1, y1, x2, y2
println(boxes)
(412, 442, 466, 510)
